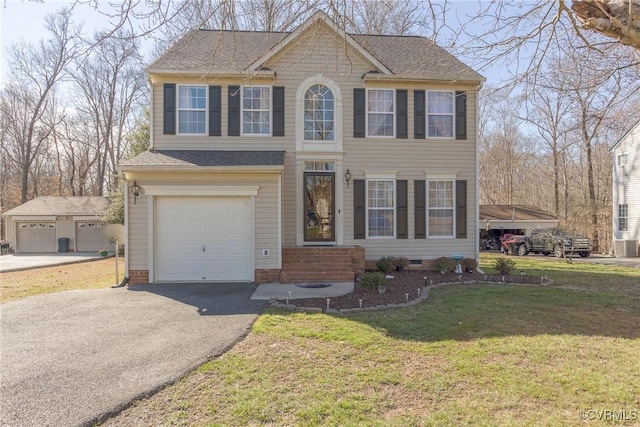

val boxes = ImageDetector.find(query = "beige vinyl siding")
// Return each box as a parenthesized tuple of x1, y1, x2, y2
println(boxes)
(127, 190, 148, 270)
(147, 22, 480, 261)
(613, 123, 640, 241)
(126, 172, 280, 272)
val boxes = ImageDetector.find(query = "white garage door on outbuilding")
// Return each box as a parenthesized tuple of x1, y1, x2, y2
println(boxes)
(156, 196, 254, 282)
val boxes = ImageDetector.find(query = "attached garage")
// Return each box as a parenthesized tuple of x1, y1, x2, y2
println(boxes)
(16, 222, 57, 253)
(156, 196, 254, 282)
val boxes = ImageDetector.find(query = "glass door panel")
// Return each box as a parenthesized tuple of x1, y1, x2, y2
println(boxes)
(304, 172, 335, 242)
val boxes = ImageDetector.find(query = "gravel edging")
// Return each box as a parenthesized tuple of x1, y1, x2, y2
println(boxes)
(269, 278, 554, 314)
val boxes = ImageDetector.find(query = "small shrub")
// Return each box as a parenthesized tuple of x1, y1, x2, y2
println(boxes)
(375, 256, 394, 274)
(432, 257, 455, 273)
(461, 258, 478, 272)
(358, 272, 388, 292)
(494, 257, 516, 275)
(392, 256, 410, 270)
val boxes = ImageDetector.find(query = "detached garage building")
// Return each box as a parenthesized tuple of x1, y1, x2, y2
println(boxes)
(2, 196, 110, 253)
(480, 205, 558, 238)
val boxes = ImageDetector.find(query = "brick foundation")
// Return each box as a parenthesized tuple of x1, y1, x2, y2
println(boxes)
(129, 270, 149, 285)
(255, 269, 281, 283)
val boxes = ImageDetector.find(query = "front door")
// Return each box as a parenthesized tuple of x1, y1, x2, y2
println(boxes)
(304, 171, 335, 242)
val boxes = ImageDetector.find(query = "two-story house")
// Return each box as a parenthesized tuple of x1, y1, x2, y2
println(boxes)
(612, 120, 640, 257)
(120, 12, 484, 284)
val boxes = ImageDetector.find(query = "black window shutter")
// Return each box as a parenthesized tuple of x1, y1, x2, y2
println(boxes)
(228, 85, 240, 136)
(163, 83, 176, 135)
(414, 180, 426, 239)
(456, 180, 467, 238)
(209, 86, 221, 136)
(414, 90, 425, 139)
(396, 90, 407, 139)
(354, 179, 366, 239)
(353, 88, 366, 138)
(455, 91, 467, 140)
(272, 86, 285, 136)
(397, 180, 408, 238)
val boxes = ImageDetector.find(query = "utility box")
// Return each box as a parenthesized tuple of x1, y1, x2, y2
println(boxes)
(57, 237, 70, 253)
(614, 240, 638, 258)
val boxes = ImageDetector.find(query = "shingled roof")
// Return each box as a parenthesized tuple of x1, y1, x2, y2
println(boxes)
(147, 14, 483, 82)
(479, 205, 558, 222)
(2, 196, 110, 217)
(120, 150, 285, 169)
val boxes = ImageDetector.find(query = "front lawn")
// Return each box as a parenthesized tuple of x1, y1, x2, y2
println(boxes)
(102, 255, 640, 426)
(0, 257, 124, 303)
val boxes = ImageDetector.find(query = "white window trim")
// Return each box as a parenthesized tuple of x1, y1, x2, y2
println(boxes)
(426, 90, 455, 139)
(176, 84, 208, 136)
(426, 178, 456, 239)
(303, 84, 336, 142)
(295, 75, 343, 153)
(366, 88, 395, 138)
(366, 178, 396, 239)
(241, 85, 272, 137)
(618, 203, 629, 231)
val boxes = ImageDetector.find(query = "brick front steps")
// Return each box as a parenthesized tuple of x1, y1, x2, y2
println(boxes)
(280, 246, 365, 284)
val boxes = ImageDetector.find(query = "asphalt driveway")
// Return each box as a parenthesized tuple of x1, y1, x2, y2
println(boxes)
(0, 283, 265, 427)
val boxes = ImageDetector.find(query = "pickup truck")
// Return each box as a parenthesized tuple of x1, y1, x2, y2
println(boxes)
(525, 228, 592, 258)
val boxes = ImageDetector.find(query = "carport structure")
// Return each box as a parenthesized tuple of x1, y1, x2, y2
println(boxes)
(2, 196, 110, 253)
(480, 205, 558, 238)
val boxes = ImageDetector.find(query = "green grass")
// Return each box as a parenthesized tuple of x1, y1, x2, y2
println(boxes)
(479, 253, 640, 299)
(104, 255, 640, 426)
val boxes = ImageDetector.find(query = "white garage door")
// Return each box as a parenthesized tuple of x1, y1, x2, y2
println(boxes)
(16, 222, 56, 253)
(156, 197, 253, 282)
(76, 222, 105, 252)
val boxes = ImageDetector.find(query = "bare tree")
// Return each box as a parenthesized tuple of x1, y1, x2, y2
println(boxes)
(72, 29, 146, 194)
(2, 9, 80, 203)
(572, 0, 640, 50)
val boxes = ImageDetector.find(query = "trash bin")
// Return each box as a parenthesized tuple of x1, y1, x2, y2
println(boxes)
(58, 237, 70, 253)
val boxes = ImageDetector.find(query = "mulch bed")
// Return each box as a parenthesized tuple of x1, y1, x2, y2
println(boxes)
(277, 270, 547, 312)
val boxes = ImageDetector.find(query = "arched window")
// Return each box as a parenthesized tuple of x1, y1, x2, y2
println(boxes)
(304, 84, 334, 141)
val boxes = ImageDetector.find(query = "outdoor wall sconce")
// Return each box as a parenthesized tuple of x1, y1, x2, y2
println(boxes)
(131, 180, 140, 205)
(344, 169, 352, 188)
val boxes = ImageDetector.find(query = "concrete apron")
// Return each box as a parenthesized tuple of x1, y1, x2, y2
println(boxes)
(251, 282, 354, 300)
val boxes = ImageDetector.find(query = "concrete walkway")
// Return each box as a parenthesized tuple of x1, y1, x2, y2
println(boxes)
(251, 281, 354, 300)
(0, 283, 265, 427)
(0, 252, 109, 273)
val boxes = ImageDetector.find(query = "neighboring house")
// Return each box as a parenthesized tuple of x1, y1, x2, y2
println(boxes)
(2, 196, 110, 253)
(119, 12, 484, 284)
(479, 205, 558, 237)
(612, 120, 640, 257)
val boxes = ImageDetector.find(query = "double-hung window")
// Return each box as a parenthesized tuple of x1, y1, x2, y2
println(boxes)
(367, 180, 395, 237)
(428, 180, 454, 237)
(367, 89, 394, 136)
(178, 85, 206, 134)
(619, 204, 629, 231)
(618, 153, 629, 178)
(427, 91, 454, 138)
(242, 86, 271, 135)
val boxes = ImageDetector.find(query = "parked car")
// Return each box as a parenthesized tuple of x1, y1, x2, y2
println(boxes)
(500, 234, 529, 256)
(525, 228, 592, 258)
